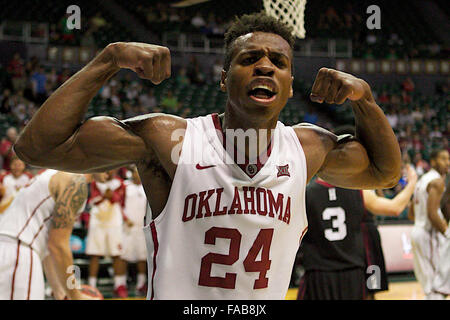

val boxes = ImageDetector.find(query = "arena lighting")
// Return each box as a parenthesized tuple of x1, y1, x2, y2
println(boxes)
(171, 0, 212, 7)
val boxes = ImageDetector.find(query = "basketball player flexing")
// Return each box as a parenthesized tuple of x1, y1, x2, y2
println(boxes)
(0, 169, 94, 299)
(14, 13, 401, 299)
(409, 149, 449, 299)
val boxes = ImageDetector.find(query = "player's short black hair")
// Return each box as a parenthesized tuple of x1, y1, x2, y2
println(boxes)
(430, 148, 447, 161)
(223, 12, 295, 72)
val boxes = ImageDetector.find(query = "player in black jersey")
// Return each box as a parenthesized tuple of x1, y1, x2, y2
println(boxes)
(296, 177, 367, 300)
(297, 126, 417, 300)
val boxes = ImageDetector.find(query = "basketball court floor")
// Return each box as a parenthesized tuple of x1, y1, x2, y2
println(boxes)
(102, 274, 449, 300)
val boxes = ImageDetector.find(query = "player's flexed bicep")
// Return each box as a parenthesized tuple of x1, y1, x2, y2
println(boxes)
(38, 116, 148, 173)
(295, 67, 401, 189)
(295, 123, 389, 190)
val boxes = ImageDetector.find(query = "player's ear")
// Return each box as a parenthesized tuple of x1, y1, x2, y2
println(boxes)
(289, 76, 294, 98)
(220, 70, 227, 92)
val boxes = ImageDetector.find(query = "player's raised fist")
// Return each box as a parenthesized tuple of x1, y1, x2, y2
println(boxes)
(310, 68, 369, 105)
(107, 42, 171, 84)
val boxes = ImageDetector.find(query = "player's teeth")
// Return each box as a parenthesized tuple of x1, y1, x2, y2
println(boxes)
(252, 85, 274, 92)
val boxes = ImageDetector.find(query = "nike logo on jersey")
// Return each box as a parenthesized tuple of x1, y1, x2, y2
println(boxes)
(196, 164, 216, 170)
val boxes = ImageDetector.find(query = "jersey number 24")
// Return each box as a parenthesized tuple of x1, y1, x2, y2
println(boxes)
(198, 227, 273, 290)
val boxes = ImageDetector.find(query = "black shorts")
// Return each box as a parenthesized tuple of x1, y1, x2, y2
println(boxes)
(361, 221, 388, 292)
(297, 268, 367, 300)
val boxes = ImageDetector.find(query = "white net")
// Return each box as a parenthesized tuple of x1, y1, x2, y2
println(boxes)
(263, 0, 307, 39)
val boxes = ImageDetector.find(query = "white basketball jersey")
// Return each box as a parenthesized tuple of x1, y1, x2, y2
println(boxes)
(124, 180, 147, 226)
(413, 168, 443, 231)
(143, 114, 308, 300)
(0, 170, 57, 259)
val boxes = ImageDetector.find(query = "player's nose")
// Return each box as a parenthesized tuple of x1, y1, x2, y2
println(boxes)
(253, 57, 275, 77)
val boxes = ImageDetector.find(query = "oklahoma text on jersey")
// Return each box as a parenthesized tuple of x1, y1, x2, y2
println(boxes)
(182, 186, 291, 225)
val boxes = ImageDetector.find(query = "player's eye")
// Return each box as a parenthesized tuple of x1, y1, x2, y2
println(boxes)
(272, 58, 286, 68)
(242, 56, 258, 65)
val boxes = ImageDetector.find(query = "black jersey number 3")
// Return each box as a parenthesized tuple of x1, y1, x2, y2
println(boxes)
(322, 207, 347, 241)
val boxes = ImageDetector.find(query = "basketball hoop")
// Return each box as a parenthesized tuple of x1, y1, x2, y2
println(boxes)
(263, 0, 307, 39)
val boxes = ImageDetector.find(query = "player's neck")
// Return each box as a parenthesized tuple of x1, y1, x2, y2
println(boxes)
(222, 103, 279, 132)
(218, 111, 275, 161)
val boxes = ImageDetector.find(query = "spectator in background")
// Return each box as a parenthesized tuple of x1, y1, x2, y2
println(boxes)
(110, 84, 121, 108)
(386, 107, 399, 129)
(191, 12, 206, 30)
(81, 27, 97, 48)
(0, 127, 18, 171)
(318, 6, 343, 30)
(126, 82, 140, 101)
(11, 91, 30, 126)
(402, 77, 415, 93)
(175, 67, 190, 86)
(0, 89, 13, 114)
(411, 132, 424, 153)
(377, 90, 390, 105)
(397, 107, 414, 128)
(31, 66, 48, 105)
(413, 152, 430, 177)
(49, 24, 61, 43)
(411, 106, 423, 123)
(46, 68, 59, 92)
(160, 89, 181, 112)
(138, 87, 157, 111)
(90, 12, 107, 32)
(187, 55, 205, 85)
(422, 103, 436, 122)
(303, 106, 319, 124)
(430, 124, 443, 140)
(386, 48, 398, 60)
(7, 53, 26, 92)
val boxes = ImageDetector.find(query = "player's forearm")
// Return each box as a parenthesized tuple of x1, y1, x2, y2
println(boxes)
(42, 256, 67, 300)
(352, 86, 401, 188)
(389, 183, 416, 215)
(14, 45, 120, 161)
(48, 243, 82, 300)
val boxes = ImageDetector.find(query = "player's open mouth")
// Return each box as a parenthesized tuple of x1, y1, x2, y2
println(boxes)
(248, 86, 277, 103)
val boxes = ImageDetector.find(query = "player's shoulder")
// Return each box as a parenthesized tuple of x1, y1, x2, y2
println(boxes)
(290, 123, 341, 159)
(428, 176, 445, 191)
(292, 123, 335, 145)
(122, 113, 187, 135)
(51, 172, 87, 189)
(0, 172, 10, 183)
